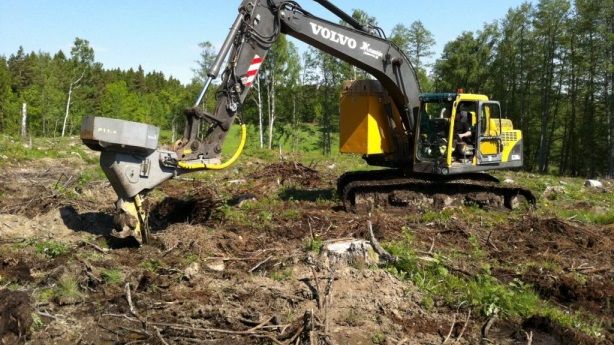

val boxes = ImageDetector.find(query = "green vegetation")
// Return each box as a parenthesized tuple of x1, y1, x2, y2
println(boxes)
(0, 135, 93, 165)
(385, 228, 603, 338)
(31, 313, 44, 331)
(371, 331, 386, 344)
(270, 268, 293, 282)
(141, 259, 162, 273)
(55, 274, 82, 301)
(341, 308, 365, 327)
(305, 236, 324, 253)
(35, 288, 55, 304)
(420, 209, 454, 224)
(500, 172, 614, 225)
(184, 254, 199, 265)
(101, 269, 124, 285)
(35, 240, 70, 258)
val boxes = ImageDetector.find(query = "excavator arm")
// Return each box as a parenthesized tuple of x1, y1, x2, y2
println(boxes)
(177, 0, 420, 164)
(80, 0, 421, 244)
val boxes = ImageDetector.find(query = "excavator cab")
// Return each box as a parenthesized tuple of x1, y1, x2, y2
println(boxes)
(415, 93, 455, 162)
(414, 93, 525, 175)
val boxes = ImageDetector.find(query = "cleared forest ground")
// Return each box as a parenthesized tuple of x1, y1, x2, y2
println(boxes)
(0, 137, 613, 345)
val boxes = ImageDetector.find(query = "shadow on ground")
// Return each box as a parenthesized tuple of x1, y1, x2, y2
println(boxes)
(59, 205, 114, 235)
(59, 205, 141, 248)
(278, 187, 335, 202)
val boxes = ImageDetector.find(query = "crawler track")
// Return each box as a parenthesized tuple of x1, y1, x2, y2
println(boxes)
(338, 169, 536, 212)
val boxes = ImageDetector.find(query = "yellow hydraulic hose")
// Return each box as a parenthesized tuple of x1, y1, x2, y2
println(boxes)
(178, 124, 247, 171)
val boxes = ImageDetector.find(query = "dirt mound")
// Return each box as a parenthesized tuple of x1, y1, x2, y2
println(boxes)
(0, 290, 32, 345)
(494, 216, 612, 265)
(526, 268, 614, 311)
(0, 259, 32, 284)
(248, 161, 320, 187)
(523, 316, 607, 345)
(489, 216, 614, 319)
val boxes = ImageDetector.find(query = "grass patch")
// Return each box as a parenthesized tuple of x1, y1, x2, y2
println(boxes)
(384, 229, 603, 338)
(101, 269, 124, 285)
(340, 308, 365, 327)
(34, 288, 55, 304)
(305, 236, 324, 253)
(184, 254, 199, 265)
(35, 241, 70, 258)
(222, 196, 284, 229)
(371, 331, 386, 344)
(420, 209, 454, 223)
(270, 268, 293, 282)
(0, 135, 94, 165)
(31, 313, 44, 331)
(141, 259, 162, 273)
(558, 208, 614, 225)
(54, 274, 82, 301)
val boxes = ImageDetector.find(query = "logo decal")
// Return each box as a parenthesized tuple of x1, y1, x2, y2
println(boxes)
(310, 22, 384, 60)
(310, 22, 357, 49)
(360, 42, 384, 60)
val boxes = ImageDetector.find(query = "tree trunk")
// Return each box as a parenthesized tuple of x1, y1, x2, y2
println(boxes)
(561, 34, 577, 175)
(20, 102, 27, 139)
(545, 61, 565, 172)
(537, 34, 555, 173)
(62, 84, 73, 137)
(607, 18, 614, 178)
(519, 25, 530, 170)
(587, 32, 597, 177)
(171, 114, 177, 144)
(267, 73, 276, 150)
(607, 73, 613, 178)
(292, 94, 297, 152)
(62, 71, 85, 138)
(256, 78, 264, 149)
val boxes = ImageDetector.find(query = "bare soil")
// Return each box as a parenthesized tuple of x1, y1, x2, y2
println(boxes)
(0, 290, 32, 345)
(0, 157, 612, 344)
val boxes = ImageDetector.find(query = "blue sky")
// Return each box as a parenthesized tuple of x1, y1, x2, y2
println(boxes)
(0, 0, 531, 84)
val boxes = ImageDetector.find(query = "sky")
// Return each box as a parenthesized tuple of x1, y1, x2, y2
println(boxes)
(0, 0, 531, 84)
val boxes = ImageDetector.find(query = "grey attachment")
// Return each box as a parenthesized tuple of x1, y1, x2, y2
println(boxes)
(81, 116, 159, 154)
(100, 149, 177, 200)
(80, 116, 178, 199)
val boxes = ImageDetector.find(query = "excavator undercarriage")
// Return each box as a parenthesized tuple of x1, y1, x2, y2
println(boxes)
(337, 170, 536, 213)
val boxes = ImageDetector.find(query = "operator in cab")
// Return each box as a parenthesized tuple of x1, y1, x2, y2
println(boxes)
(455, 111, 472, 143)
(453, 110, 473, 162)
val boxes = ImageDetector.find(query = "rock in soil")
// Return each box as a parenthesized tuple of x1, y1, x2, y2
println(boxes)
(584, 179, 603, 188)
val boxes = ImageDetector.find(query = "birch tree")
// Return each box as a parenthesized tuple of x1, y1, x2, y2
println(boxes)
(260, 35, 300, 150)
(62, 38, 93, 137)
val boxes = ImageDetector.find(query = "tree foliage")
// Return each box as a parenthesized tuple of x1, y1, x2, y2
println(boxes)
(1, 1, 611, 176)
(0, 42, 192, 137)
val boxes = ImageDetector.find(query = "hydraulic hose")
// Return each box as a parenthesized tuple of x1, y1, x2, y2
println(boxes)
(178, 124, 247, 171)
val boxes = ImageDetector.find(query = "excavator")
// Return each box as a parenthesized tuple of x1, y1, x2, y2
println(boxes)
(80, 0, 535, 244)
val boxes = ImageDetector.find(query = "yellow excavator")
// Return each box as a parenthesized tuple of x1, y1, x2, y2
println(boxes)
(81, 0, 534, 244)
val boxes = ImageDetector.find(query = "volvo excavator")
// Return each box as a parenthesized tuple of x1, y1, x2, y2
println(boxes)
(81, 0, 535, 244)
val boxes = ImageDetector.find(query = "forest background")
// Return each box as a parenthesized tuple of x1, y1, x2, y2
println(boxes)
(0, 0, 612, 177)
